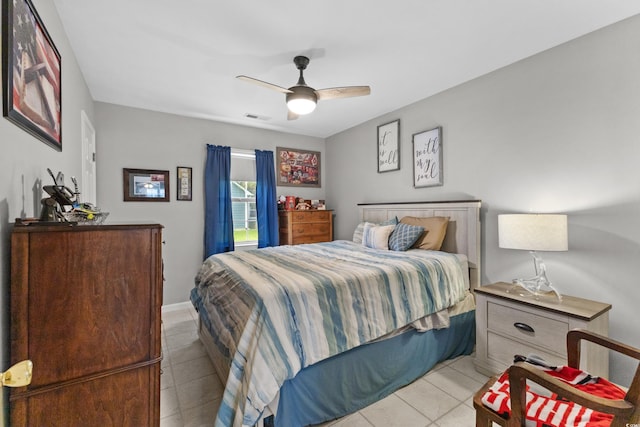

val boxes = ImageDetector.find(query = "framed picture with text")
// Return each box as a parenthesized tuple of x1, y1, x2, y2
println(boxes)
(176, 166, 192, 201)
(412, 127, 443, 188)
(377, 119, 400, 172)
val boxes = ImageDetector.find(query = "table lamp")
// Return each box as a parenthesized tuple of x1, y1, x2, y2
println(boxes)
(498, 214, 568, 301)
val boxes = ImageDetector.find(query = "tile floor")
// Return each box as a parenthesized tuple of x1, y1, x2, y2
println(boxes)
(160, 304, 489, 427)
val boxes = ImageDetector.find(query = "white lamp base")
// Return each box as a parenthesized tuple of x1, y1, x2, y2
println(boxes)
(508, 251, 562, 302)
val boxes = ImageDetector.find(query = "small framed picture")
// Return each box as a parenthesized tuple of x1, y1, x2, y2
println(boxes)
(123, 168, 170, 202)
(176, 166, 192, 201)
(377, 119, 400, 172)
(413, 127, 443, 188)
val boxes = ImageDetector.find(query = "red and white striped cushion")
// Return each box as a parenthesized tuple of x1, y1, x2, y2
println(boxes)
(481, 363, 626, 427)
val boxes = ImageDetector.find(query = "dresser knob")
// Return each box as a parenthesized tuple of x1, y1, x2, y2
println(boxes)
(514, 322, 535, 333)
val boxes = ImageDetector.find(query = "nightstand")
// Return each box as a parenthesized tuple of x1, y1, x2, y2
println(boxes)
(474, 282, 611, 378)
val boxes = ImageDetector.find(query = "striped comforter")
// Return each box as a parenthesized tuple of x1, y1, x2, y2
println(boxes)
(190, 240, 467, 427)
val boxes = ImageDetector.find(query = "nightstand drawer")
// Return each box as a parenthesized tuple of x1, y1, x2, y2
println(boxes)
(487, 332, 565, 368)
(487, 301, 568, 354)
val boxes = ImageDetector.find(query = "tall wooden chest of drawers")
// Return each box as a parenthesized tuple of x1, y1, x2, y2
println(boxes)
(10, 223, 163, 427)
(278, 210, 333, 245)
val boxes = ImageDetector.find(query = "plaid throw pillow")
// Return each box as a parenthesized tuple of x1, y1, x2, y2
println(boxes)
(389, 223, 424, 251)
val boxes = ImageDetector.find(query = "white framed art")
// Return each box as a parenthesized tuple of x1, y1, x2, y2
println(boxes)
(377, 119, 400, 172)
(412, 126, 443, 188)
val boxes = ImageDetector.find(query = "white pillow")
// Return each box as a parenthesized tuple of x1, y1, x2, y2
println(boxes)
(352, 221, 375, 244)
(362, 223, 396, 250)
(352, 217, 398, 243)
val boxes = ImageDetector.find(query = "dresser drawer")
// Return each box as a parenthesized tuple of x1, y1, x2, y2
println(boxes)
(487, 301, 568, 355)
(291, 210, 332, 223)
(292, 235, 330, 244)
(292, 223, 331, 237)
(279, 210, 333, 245)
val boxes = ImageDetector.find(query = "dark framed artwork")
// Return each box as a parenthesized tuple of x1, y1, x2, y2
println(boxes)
(276, 147, 321, 188)
(123, 168, 170, 202)
(377, 119, 400, 172)
(2, 0, 62, 150)
(413, 127, 443, 188)
(176, 166, 192, 201)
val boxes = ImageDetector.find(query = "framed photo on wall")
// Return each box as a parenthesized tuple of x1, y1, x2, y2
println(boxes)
(2, 0, 62, 150)
(276, 147, 321, 188)
(176, 166, 192, 201)
(413, 127, 443, 188)
(377, 119, 400, 172)
(123, 168, 170, 202)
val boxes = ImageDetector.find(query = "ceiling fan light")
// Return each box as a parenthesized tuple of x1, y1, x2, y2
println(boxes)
(287, 98, 316, 115)
(286, 86, 317, 115)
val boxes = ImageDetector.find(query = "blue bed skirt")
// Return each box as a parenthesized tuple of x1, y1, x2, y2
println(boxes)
(274, 310, 475, 427)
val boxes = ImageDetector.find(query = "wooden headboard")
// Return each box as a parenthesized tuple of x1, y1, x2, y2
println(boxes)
(359, 200, 482, 290)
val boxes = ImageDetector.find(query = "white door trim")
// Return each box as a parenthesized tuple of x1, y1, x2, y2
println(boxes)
(80, 110, 97, 205)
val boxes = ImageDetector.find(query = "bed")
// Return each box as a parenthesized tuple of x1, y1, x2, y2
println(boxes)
(190, 200, 481, 427)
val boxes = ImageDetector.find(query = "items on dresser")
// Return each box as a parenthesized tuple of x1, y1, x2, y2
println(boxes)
(10, 223, 163, 427)
(278, 209, 333, 245)
(474, 282, 611, 378)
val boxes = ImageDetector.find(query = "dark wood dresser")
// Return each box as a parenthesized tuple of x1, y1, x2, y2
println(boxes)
(279, 210, 333, 245)
(10, 223, 163, 427)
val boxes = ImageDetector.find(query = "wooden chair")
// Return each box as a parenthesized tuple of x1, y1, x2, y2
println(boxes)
(473, 329, 640, 427)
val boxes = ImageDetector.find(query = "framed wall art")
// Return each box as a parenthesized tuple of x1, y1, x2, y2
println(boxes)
(276, 147, 321, 188)
(176, 166, 192, 201)
(377, 119, 400, 172)
(413, 126, 443, 188)
(123, 168, 170, 202)
(2, 0, 62, 150)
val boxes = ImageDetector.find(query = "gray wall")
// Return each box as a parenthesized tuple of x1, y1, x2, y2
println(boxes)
(3, 0, 639, 415)
(0, 0, 95, 424)
(94, 102, 326, 305)
(326, 15, 640, 386)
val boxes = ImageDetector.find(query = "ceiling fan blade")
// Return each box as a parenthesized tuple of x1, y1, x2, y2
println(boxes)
(236, 75, 293, 94)
(287, 110, 299, 121)
(315, 86, 371, 101)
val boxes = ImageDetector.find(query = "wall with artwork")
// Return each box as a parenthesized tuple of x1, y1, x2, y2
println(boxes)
(325, 14, 640, 386)
(0, 0, 96, 422)
(94, 102, 326, 304)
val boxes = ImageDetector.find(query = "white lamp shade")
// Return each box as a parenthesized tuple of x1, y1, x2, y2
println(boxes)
(498, 214, 568, 251)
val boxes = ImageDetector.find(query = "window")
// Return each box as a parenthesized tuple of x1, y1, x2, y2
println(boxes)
(231, 150, 257, 245)
(231, 180, 257, 244)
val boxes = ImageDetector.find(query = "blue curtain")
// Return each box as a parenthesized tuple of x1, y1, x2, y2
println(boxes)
(204, 145, 234, 258)
(255, 150, 279, 248)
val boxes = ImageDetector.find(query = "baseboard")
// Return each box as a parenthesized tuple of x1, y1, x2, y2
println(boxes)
(162, 301, 192, 313)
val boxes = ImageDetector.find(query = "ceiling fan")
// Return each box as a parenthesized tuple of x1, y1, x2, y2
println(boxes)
(237, 56, 371, 120)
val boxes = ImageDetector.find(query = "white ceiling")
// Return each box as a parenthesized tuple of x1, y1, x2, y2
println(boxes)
(52, 0, 640, 139)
